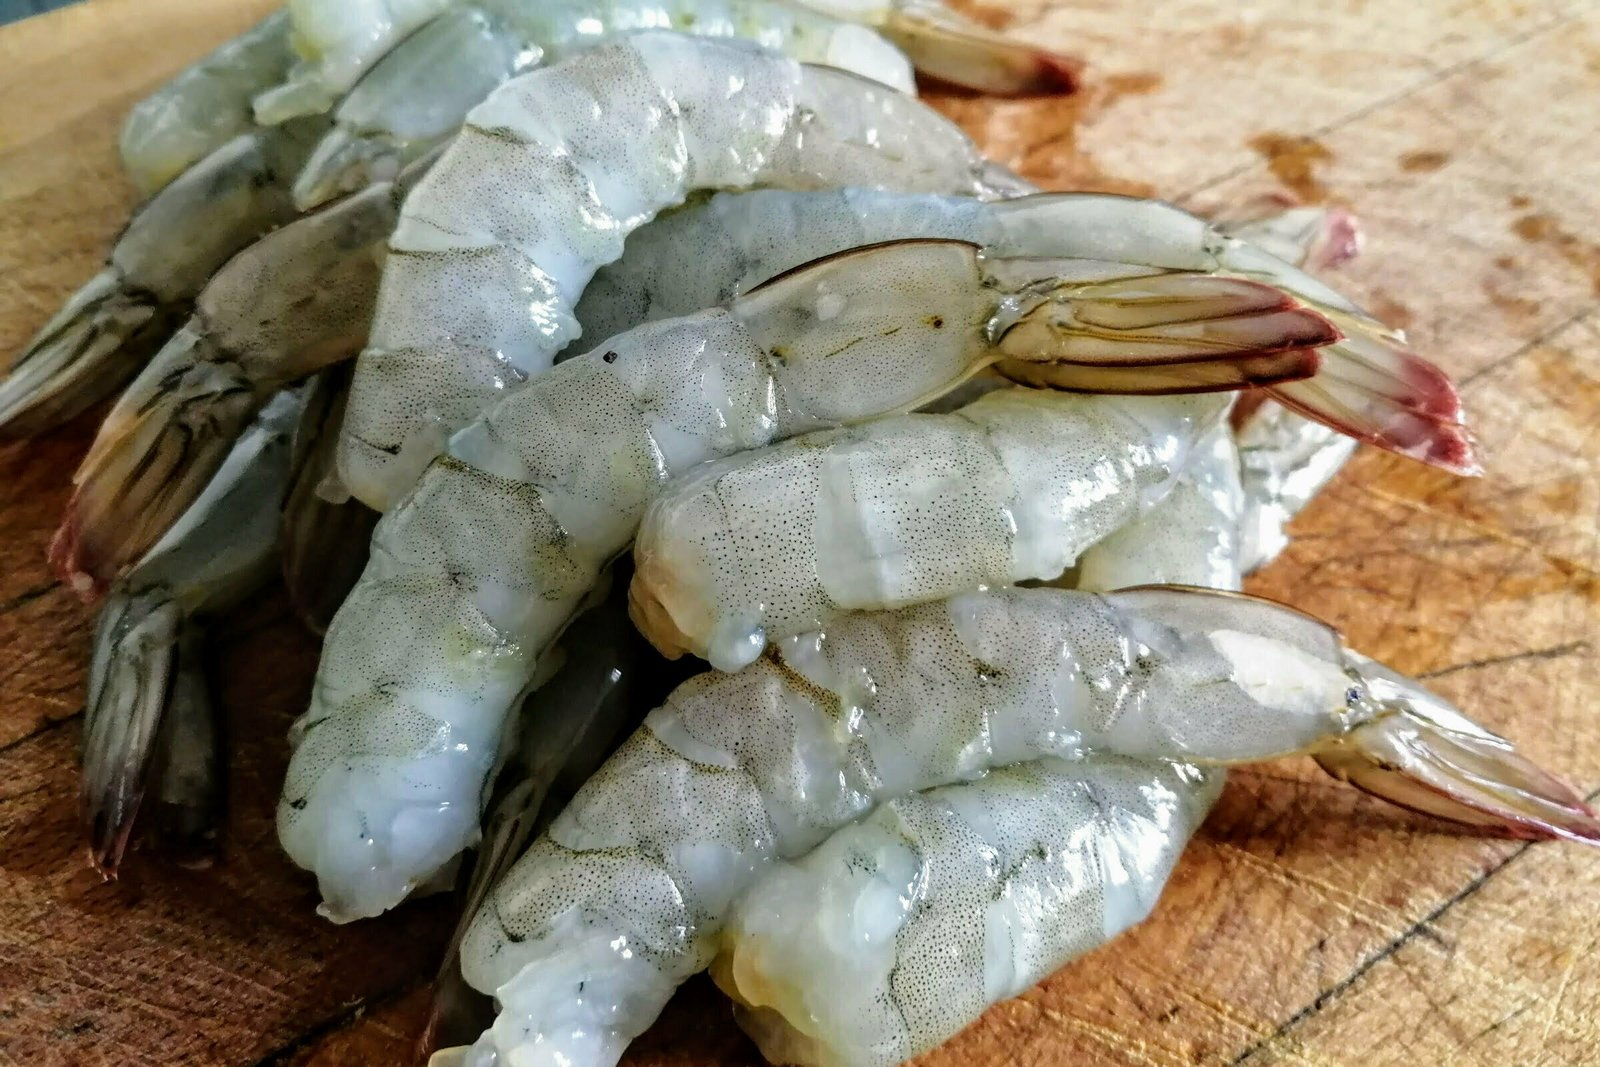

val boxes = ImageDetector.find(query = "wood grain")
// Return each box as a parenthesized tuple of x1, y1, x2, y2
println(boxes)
(2, 1, 1598, 1065)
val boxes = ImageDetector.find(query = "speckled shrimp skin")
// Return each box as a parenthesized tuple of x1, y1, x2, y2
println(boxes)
(119, 13, 295, 196)
(715, 757, 1222, 1067)
(449, 583, 1581, 1067)
(280, 240, 1050, 923)
(290, 0, 917, 209)
(630, 388, 1225, 671)
(336, 32, 1016, 511)
(1077, 421, 1245, 593)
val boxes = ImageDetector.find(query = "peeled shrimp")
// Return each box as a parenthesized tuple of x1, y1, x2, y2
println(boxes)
(0, 118, 327, 441)
(716, 756, 1222, 1067)
(576, 188, 1474, 474)
(335, 32, 1028, 511)
(255, 0, 1071, 126)
(282, 229, 1342, 920)
(119, 13, 295, 196)
(50, 151, 434, 592)
(446, 585, 1596, 1067)
(82, 389, 303, 874)
(290, 0, 917, 209)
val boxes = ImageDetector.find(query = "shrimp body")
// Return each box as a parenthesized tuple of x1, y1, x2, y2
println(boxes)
(1235, 398, 1360, 572)
(283, 238, 1077, 922)
(716, 757, 1221, 1067)
(1076, 421, 1245, 592)
(631, 388, 1228, 672)
(578, 188, 1475, 477)
(291, 0, 915, 209)
(337, 33, 1018, 512)
(452, 585, 1594, 1067)
(120, 13, 295, 196)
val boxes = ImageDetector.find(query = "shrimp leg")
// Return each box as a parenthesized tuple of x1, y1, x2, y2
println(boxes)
(119, 13, 295, 196)
(715, 757, 1220, 1067)
(445, 585, 1595, 1067)
(336, 33, 1027, 512)
(49, 151, 434, 594)
(1, 118, 327, 440)
(82, 390, 303, 874)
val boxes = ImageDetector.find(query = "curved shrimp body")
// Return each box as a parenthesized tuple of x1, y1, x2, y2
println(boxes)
(83, 390, 303, 874)
(0, 117, 327, 441)
(119, 13, 295, 196)
(50, 153, 433, 594)
(630, 388, 1231, 672)
(579, 188, 1475, 474)
(336, 32, 1022, 512)
(283, 237, 1080, 922)
(451, 585, 1595, 1067)
(715, 757, 1221, 1067)
(1234, 398, 1360, 573)
(1076, 420, 1245, 593)
(291, 0, 916, 210)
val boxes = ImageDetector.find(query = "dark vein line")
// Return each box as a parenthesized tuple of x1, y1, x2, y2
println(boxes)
(249, 977, 426, 1067)
(1229, 785, 1600, 1064)
(1419, 641, 1589, 679)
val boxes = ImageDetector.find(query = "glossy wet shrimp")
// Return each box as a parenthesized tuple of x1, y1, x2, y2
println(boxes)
(335, 32, 1028, 512)
(443, 585, 1597, 1067)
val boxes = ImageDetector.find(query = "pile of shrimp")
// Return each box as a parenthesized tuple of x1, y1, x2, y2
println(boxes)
(7, 3, 1597, 1065)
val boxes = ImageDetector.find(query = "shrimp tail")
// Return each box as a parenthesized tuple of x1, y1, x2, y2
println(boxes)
(292, 125, 397, 212)
(0, 271, 173, 438)
(1316, 652, 1600, 845)
(144, 626, 224, 868)
(882, 5, 1079, 95)
(1215, 199, 1364, 273)
(50, 328, 262, 597)
(988, 268, 1339, 393)
(1266, 310, 1481, 476)
(81, 592, 182, 877)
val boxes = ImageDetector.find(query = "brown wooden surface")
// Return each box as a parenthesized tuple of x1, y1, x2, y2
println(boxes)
(2, 1, 1599, 1064)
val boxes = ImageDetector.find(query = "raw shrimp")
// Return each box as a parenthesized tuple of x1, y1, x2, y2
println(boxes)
(119, 13, 295, 196)
(0, 118, 326, 441)
(630, 389, 1241, 672)
(50, 151, 434, 593)
(82, 390, 303, 875)
(577, 188, 1471, 473)
(335, 32, 1031, 512)
(1235, 397, 1361, 572)
(254, 0, 1072, 126)
(445, 585, 1596, 1067)
(281, 228, 1325, 920)
(1075, 420, 1245, 593)
(290, 0, 917, 209)
(425, 563, 693, 1052)
(715, 756, 1222, 1067)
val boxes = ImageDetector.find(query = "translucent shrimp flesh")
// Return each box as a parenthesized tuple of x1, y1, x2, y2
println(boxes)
(254, 0, 1072, 126)
(0, 117, 327, 442)
(281, 230, 1340, 921)
(443, 585, 1597, 1067)
(49, 150, 434, 593)
(715, 756, 1221, 1067)
(289, 0, 917, 210)
(1075, 420, 1245, 593)
(577, 189, 1474, 474)
(119, 13, 296, 196)
(335, 32, 1029, 512)
(82, 389, 303, 875)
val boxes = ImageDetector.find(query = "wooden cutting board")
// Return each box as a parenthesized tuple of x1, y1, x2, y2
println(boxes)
(3, 1, 1599, 1064)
